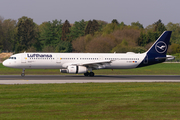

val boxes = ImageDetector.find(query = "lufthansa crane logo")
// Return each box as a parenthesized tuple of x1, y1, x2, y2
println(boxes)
(155, 41, 167, 53)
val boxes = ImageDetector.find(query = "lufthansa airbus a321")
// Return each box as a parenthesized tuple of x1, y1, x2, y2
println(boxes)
(3, 31, 174, 77)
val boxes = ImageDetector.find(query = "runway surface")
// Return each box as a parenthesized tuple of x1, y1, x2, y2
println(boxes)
(0, 75, 180, 84)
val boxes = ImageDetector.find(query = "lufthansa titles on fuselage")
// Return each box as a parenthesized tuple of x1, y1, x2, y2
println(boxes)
(27, 54, 52, 58)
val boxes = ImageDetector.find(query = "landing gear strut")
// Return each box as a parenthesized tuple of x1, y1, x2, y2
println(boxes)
(84, 72, 95, 77)
(21, 68, 25, 77)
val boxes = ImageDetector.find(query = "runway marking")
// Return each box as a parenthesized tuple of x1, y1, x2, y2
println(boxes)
(18, 79, 29, 81)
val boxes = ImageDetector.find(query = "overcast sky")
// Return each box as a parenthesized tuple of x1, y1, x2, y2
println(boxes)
(0, 0, 180, 27)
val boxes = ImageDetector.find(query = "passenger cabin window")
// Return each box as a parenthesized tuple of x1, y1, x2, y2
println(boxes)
(9, 57, 16, 59)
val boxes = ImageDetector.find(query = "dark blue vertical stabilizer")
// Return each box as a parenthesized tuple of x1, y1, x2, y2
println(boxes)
(137, 31, 172, 68)
(147, 31, 172, 55)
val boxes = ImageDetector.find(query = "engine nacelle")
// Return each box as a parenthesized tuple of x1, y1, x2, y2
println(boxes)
(60, 66, 88, 74)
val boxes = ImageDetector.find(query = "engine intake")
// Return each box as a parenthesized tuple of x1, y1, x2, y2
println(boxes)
(60, 66, 88, 74)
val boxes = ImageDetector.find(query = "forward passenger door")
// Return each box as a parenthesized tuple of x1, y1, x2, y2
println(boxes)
(21, 54, 26, 63)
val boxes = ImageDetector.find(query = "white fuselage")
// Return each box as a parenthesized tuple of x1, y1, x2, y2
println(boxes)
(3, 52, 146, 69)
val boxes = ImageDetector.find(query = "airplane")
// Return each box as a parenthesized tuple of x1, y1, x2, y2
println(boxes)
(2, 31, 174, 77)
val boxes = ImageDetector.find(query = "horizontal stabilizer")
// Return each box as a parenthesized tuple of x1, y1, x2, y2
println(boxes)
(155, 55, 175, 61)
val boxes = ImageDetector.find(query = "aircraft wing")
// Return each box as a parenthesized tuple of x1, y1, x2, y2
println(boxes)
(62, 60, 112, 69)
(73, 60, 112, 66)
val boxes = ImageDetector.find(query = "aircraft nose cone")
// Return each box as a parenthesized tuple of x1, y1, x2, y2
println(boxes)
(2, 60, 8, 67)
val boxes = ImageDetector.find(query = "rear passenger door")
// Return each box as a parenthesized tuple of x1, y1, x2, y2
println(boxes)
(56, 55, 61, 63)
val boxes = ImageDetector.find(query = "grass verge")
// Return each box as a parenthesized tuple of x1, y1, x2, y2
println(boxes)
(0, 83, 180, 119)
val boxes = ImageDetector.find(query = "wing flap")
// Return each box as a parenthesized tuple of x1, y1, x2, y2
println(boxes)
(62, 60, 112, 68)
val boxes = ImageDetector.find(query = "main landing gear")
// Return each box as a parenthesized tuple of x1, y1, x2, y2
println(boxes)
(84, 72, 95, 77)
(21, 68, 25, 77)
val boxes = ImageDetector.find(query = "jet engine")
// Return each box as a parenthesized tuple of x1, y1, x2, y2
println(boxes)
(60, 66, 88, 74)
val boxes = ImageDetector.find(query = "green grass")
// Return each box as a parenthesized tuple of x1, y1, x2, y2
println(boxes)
(0, 83, 180, 119)
(0, 63, 180, 75)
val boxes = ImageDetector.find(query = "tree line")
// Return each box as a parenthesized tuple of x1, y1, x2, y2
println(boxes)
(0, 16, 180, 54)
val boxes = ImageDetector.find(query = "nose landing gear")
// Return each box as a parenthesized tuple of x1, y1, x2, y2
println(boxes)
(21, 68, 25, 77)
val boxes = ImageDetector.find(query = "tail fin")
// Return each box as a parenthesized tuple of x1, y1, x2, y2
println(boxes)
(146, 31, 172, 56)
(137, 31, 172, 68)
